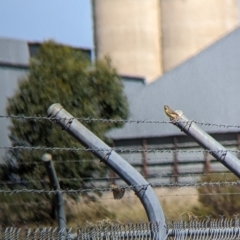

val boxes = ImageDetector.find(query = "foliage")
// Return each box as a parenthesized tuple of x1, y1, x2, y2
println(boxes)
(192, 173, 240, 217)
(0, 41, 128, 224)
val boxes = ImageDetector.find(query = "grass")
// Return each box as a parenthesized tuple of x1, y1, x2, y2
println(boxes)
(0, 187, 200, 228)
(67, 187, 200, 227)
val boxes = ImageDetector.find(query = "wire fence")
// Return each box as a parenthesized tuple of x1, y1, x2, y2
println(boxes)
(2, 218, 240, 240)
(0, 145, 239, 154)
(0, 180, 240, 195)
(1, 114, 240, 129)
(0, 175, 238, 186)
(1, 114, 240, 233)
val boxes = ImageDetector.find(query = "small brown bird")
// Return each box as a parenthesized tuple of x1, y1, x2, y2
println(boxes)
(109, 184, 125, 200)
(164, 105, 179, 121)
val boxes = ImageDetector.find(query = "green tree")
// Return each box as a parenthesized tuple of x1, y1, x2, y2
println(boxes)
(0, 41, 128, 225)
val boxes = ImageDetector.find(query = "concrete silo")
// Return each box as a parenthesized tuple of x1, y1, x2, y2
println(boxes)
(92, 0, 239, 82)
(160, 0, 239, 72)
(92, 0, 162, 83)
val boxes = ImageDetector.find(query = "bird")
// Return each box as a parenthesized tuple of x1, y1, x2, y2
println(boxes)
(164, 105, 179, 121)
(109, 183, 125, 200)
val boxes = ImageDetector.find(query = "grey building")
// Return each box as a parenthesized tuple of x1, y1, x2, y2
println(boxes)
(107, 26, 240, 182)
(1, 26, 240, 181)
(0, 38, 29, 161)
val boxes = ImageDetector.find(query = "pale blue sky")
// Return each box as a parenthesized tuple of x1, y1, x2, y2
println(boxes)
(0, 0, 93, 48)
(0, 1, 240, 51)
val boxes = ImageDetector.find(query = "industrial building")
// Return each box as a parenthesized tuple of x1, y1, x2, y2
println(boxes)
(0, 1, 240, 180)
(107, 26, 240, 182)
(93, 0, 239, 82)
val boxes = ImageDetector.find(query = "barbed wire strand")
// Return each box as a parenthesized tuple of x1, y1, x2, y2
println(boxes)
(1, 114, 240, 129)
(0, 190, 239, 202)
(97, 191, 240, 200)
(0, 155, 226, 165)
(0, 166, 233, 183)
(0, 173, 236, 185)
(0, 146, 240, 154)
(1, 180, 240, 195)
(1, 150, 232, 164)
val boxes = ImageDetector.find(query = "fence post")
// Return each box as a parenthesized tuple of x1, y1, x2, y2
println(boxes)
(47, 103, 166, 240)
(165, 108, 240, 178)
(142, 139, 148, 178)
(204, 152, 210, 174)
(237, 133, 240, 159)
(173, 137, 179, 182)
(109, 141, 117, 184)
(41, 153, 66, 230)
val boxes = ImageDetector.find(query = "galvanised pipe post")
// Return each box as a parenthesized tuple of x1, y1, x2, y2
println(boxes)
(167, 108, 240, 178)
(41, 153, 66, 230)
(47, 103, 166, 240)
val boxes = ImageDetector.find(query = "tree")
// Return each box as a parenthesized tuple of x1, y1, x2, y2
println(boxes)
(0, 41, 128, 224)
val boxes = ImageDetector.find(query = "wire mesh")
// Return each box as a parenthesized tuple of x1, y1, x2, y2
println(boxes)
(2, 218, 240, 239)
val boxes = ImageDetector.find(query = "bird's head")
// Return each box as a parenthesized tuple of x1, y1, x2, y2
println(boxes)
(164, 105, 169, 111)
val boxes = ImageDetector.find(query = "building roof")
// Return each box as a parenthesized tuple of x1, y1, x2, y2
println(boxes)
(107, 26, 240, 140)
(0, 38, 30, 65)
(120, 75, 146, 103)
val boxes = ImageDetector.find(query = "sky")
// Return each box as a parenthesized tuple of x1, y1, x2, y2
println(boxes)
(0, 1, 240, 50)
(0, 0, 93, 49)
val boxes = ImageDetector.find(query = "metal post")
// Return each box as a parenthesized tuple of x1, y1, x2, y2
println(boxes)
(173, 137, 178, 182)
(237, 133, 240, 159)
(47, 103, 166, 240)
(109, 141, 117, 184)
(142, 139, 148, 178)
(168, 109, 240, 178)
(41, 153, 66, 230)
(204, 152, 210, 174)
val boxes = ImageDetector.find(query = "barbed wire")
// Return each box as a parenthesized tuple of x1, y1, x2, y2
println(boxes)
(0, 145, 239, 154)
(1, 190, 240, 200)
(0, 155, 219, 165)
(1, 114, 240, 129)
(92, 190, 240, 200)
(0, 159, 213, 168)
(146, 171, 234, 179)
(0, 171, 236, 186)
(101, 190, 240, 199)
(156, 192, 240, 198)
(1, 180, 240, 195)
(98, 191, 240, 199)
